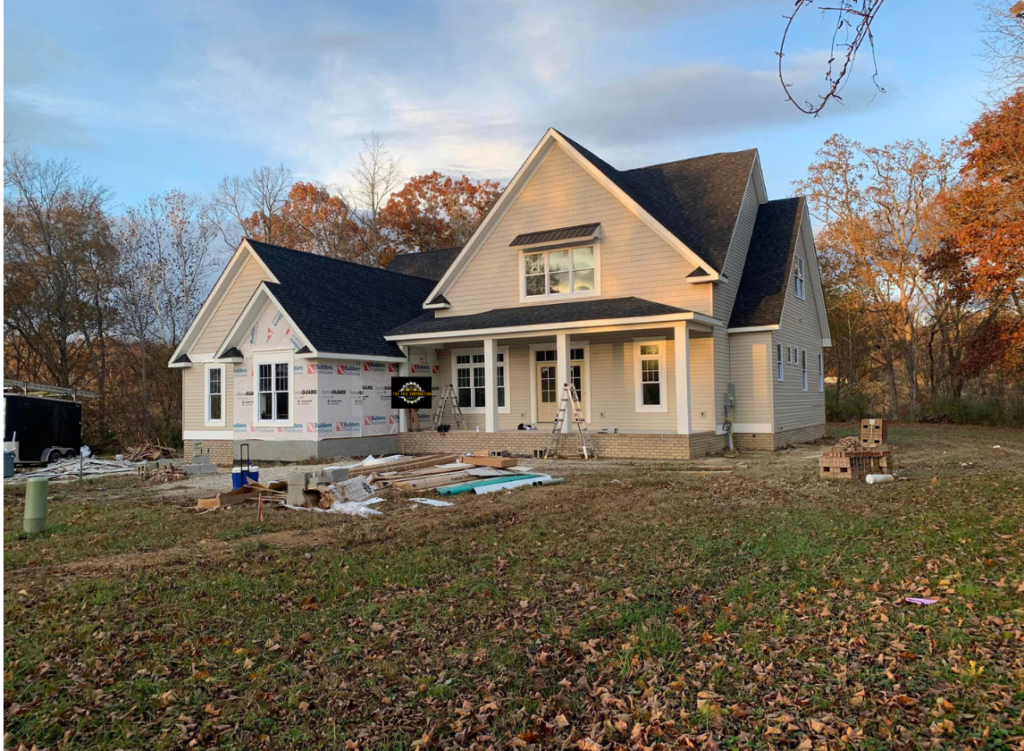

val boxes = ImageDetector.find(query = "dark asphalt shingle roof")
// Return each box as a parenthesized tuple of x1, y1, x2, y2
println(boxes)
(246, 239, 438, 358)
(385, 296, 689, 337)
(555, 130, 756, 273)
(728, 197, 805, 328)
(509, 223, 600, 247)
(386, 247, 462, 281)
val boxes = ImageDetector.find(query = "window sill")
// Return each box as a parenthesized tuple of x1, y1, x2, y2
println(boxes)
(635, 404, 668, 414)
(518, 290, 600, 305)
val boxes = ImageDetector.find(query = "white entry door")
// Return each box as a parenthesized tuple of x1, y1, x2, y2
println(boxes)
(534, 348, 586, 423)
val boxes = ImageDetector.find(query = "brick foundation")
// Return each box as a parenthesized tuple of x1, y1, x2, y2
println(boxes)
(397, 430, 727, 460)
(773, 423, 826, 449)
(183, 439, 234, 466)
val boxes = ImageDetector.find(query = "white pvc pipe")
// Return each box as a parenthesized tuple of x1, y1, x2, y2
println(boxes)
(866, 474, 895, 485)
(474, 475, 553, 494)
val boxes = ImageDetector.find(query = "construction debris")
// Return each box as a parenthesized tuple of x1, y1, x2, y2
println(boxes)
(860, 418, 888, 447)
(146, 465, 187, 484)
(5, 457, 139, 483)
(125, 443, 177, 462)
(820, 448, 895, 481)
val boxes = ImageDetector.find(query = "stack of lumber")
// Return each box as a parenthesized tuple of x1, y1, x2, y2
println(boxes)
(196, 481, 286, 510)
(125, 443, 177, 462)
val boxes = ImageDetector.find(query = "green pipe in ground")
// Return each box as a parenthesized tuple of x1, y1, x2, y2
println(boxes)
(24, 477, 49, 534)
(438, 474, 542, 496)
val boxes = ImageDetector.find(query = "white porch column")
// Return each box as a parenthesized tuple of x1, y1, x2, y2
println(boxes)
(483, 338, 499, 433)
(674, 323, 692, 435)
(398, 348, 410, 433)
(556, 332, 571, 433)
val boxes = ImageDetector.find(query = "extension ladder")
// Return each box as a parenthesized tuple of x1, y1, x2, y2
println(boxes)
(545, 383, 595, 460)
(431, 384, 466, 430)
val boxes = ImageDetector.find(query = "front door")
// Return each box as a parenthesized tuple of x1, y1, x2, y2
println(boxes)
(536, 363, 559, 422)
(534, 348, 587, 423)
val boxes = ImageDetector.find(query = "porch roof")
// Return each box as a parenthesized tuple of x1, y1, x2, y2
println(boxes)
(384, 296, 695, 339)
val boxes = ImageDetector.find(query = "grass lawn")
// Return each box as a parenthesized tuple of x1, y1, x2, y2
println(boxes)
(4, 424, 1024, 750)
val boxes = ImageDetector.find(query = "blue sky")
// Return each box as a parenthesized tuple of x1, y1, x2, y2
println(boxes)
(4, 0, 992, 208)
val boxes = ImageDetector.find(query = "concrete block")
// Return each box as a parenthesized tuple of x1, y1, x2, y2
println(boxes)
(184, 462, 218, 475)
(318, 466, 349, 483)
(145, 460, 160, 471)
(193, 451, 214, 465)
(286, 472, 313, 506)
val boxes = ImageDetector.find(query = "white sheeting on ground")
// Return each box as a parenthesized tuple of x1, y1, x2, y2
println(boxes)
(282, 498, 385, 516)
(5, 457, 140, 483)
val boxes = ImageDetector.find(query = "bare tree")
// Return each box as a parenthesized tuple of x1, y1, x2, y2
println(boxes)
(211, 165, 293, 249)
(115, 190, 218, 347)
(778, 0, 887, 116)
(3, 152, 115, 388)
(347, 134, 402, 267)
(980, 1, 1024, 89)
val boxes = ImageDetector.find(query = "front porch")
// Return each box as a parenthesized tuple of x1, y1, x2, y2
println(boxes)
(392, 316, 728, 459)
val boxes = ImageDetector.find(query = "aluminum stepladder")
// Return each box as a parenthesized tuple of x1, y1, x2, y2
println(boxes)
(431, 384, 466, 430)
(545, 383, 595, 460)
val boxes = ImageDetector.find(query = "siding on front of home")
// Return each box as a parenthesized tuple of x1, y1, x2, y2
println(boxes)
(181, 362, 235, 433)
(771, 219, 826, 432)
(439, 143, 714, 319)
(430, 329, 717, 434)
(183, 251, 269, 435)
(192, 255, 271, 355)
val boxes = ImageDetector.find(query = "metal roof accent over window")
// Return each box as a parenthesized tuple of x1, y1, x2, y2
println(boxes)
(509, 223, 600, 247)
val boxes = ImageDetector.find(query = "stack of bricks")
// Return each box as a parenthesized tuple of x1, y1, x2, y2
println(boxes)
(819, 448, 894, 481)
(860, 418, 888, 447)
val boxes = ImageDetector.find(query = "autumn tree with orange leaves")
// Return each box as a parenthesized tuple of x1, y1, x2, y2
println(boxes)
(242, 181, 359, 260)
(380, 172, 502, 259)
(944, 89, 1024, 379)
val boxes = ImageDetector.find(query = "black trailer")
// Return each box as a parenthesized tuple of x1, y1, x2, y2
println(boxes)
(3, 394, 83, 465)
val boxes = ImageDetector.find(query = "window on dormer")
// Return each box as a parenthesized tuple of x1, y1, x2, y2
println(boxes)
(524, 246, 596, 298)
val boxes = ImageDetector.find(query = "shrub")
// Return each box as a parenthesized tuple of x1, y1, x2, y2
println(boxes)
(825, 387, 872, 422)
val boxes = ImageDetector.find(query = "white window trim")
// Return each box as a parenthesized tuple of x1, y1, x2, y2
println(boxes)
(253, 349, 294, 426)
(518, 242, 602, 304)
(818, 353, 825, 392)
(795, 256, 806, 301)
(777, 343, 784, 382)
(450, 346, 510, 415)
(801, 349, 808, 391)
(634, 337, 668, 413)
(204, 363, 226, 427)
(528, 342, 590, 424)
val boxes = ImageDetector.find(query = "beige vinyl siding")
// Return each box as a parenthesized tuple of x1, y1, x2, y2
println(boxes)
(713, 174, 761, 322)
(192, 255, 271, 355)
(181, 364, 234, 433)
(772, 220, 826, 431)
(729, 331, 775, 428)
(434, 330, 715, 434)
(440, 143, 713, 318)
(712, 326, 730, 432)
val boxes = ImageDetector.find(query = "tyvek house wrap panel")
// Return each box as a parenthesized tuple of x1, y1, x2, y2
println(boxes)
(232, 302, 315, 441)
(231, 304, 441, 441)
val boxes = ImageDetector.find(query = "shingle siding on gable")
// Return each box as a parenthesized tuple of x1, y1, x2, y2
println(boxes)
(772, 221, 825, 433)
(439, 144, 713, 318)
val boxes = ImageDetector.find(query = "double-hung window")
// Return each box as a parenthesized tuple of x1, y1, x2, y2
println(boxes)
(801, 349, 808, 391)
(777, 343, 784, 381)
(524, 246, 596, 298)
(794, 257, 806, 300)
(257, 361, 290, 422)
(205, 365, 225, 426)
(453, 348, 509, 412)
(818, 354, 825, 392)
(635, 340, 666, 412)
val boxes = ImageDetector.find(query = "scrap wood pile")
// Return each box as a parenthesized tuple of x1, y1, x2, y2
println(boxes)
(820, 419, 895, 482)
(353, 452, 561, 495)
(124, 443, 177, 462)
(195, 480, 287, 510)
(145, 464, 187, 484)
